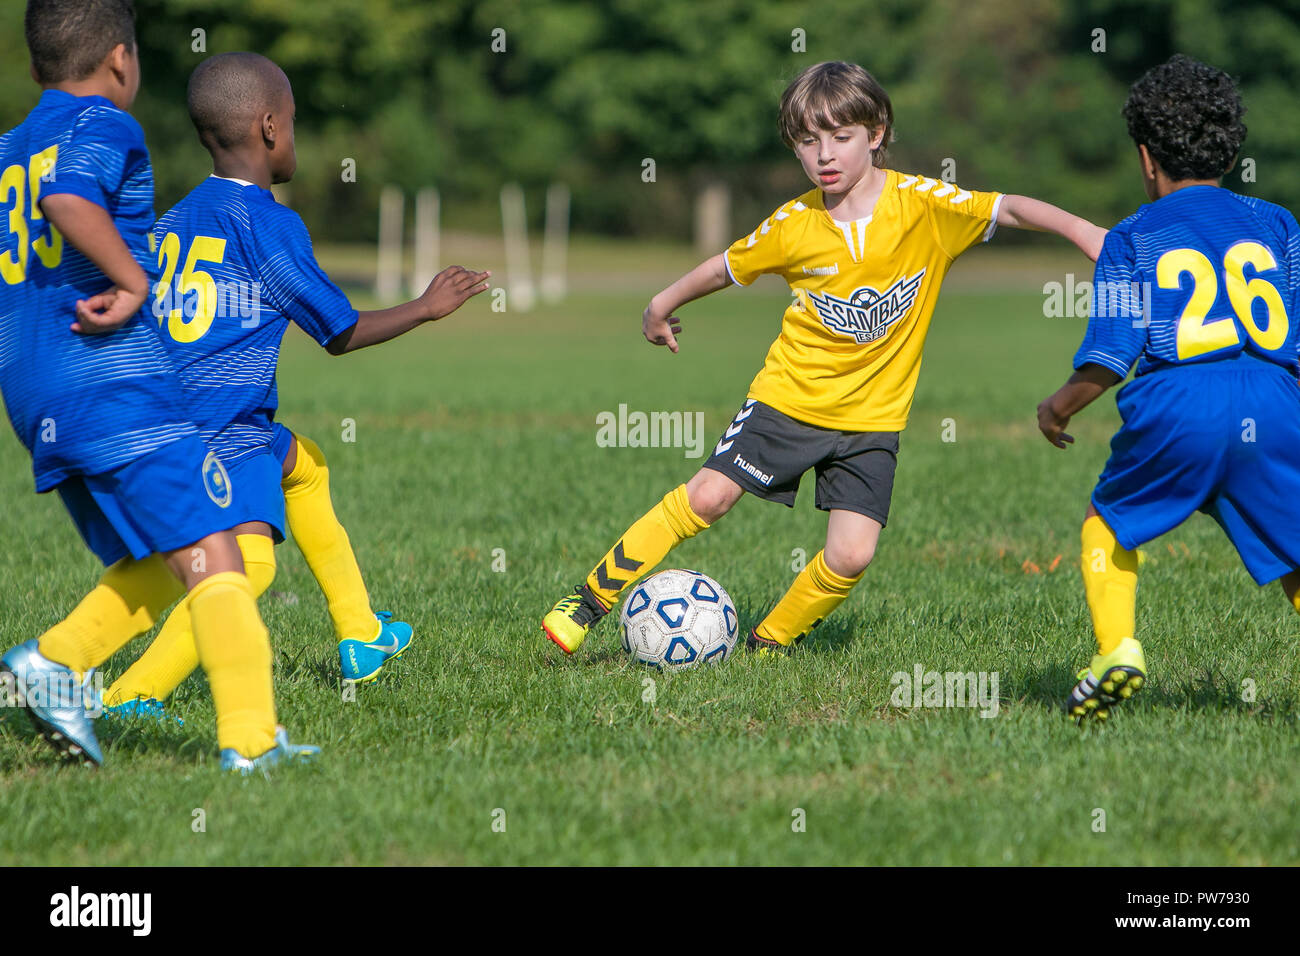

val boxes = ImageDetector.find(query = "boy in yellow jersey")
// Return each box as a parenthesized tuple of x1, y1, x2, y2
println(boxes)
(542, 60, 1107, 654)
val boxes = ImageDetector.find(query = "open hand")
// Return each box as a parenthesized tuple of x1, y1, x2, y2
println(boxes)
(421, 266, 490, 320)
(1037, 396, 1074, 448)
(71, 285, 148, 334)
(642, 305, 682, 353)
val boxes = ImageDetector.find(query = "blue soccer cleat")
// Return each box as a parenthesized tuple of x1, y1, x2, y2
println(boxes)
(220, 725, 320, 776)
(338, 611, 413, 682)
(102, 696, 183, 726)
(0, 639, 103, 765)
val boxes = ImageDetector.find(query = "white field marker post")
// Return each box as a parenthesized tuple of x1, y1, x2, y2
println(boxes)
(411, 187, 440, 296)
(694, 180, 731, 257)
(540, 182, 570, 304)
(500, 182, 536, 312)
(376, 185, 404, 304)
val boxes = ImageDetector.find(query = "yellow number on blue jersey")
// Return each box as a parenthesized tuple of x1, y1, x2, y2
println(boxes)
(0, 148, 65, 285)
(28, 146, 63, 270)
(1224, 241, 1288, 351)
(154, 231, 228, 343)
(1163, 241, 1290, 360)
(0, 163, 27, 285)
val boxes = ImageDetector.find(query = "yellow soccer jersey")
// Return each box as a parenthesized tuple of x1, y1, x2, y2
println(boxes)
(724, 168, 1002, 431)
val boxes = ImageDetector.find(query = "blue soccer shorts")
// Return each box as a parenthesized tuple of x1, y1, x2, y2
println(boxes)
(221, 446, 287, 543)
(55, 434, 245, 566)
(1091, 357, 1300, 585)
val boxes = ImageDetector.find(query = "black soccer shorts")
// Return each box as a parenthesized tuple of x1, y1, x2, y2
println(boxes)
(701, 398, 899, 525)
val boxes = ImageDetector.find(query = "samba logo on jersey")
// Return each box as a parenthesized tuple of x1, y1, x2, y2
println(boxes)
(807, 270, 926, 344)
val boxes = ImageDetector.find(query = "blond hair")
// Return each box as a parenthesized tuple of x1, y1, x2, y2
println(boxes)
(778, 61, 895, 166)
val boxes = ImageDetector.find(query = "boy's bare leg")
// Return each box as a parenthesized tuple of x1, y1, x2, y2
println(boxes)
(160, 530, 278, 758)
(749, 509, 878, 651)
(104, 525, 276, 707)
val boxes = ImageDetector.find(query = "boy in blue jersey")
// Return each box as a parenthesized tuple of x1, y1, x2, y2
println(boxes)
(99, 52, 489, 710)
(0, 0, 317, 771)
(1038, 55, 1300, 722)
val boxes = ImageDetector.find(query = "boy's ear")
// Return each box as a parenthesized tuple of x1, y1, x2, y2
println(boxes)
(1137, 144, 1158, 181)
(106, 43, 130, 85)
(262, 113, 277, 147)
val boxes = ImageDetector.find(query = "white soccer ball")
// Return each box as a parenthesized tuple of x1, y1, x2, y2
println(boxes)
(619, 569, 738, 670)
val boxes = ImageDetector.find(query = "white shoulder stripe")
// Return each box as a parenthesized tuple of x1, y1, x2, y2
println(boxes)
(984, 194, 1004, 242)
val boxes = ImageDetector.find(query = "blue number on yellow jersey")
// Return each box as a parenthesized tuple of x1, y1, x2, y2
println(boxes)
(1075, 185, 1300, 378)
(0, 90, 194, 491)
(150, 176, 358, 464)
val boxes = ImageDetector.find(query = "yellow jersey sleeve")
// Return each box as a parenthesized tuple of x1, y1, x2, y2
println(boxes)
(724, 199, 806, 286)
(907, 176, 1002, 260)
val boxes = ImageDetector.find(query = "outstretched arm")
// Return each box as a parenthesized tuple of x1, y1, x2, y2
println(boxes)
(997, 195, 1108, 262)
(641, 253, 732, 353)
(1037, 364, 1123, 448)
(326, 265, 489, 355)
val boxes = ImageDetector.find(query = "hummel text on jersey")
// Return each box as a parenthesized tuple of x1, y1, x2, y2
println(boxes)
(734, 454, 773, 486)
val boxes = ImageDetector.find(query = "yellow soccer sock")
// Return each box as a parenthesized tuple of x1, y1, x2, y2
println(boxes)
(1080, 514, 1139, 656)
(755, 549, 862, 646)
(283, 434, 378, 641)
(188, 571, 276, 757)
(38, 555, 185, 673)
(104, 535, 277, 706)
(584, 484, 710, 609)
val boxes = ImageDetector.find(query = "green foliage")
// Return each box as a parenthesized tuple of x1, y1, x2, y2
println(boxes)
(0, 0, 1297, 240)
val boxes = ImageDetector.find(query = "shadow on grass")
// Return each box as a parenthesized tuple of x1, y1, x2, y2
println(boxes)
(0, 704, 205, 771)
(731, 599, 867, 655)
(553, 599, 869, 669)
(1005, 663, 1300, 724)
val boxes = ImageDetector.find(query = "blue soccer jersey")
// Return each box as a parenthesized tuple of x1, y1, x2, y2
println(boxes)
(0, 90, 195, 491)
(1075, 185, 1300, 378)
(150, 176, 358, 464)
(1079, 185, 1300, 584)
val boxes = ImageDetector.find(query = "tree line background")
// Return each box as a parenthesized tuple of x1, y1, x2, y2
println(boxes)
(1, 0, 1297, 244)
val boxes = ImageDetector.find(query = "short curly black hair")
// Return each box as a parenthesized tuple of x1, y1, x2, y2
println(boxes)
(1122, 54, 1246, 181)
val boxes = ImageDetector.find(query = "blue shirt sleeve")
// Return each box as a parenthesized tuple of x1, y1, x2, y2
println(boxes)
(257, 206, 359, 347)
(43, 106, 143, 211)
(1073, 228, 1146, 377)
(1281, 210, 1300, 359)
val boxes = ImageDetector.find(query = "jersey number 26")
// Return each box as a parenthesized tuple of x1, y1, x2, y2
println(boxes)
(1160, 241, 1290, 360)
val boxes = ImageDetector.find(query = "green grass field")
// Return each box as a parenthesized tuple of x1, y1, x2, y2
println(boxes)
(2, 250, 1298, 865)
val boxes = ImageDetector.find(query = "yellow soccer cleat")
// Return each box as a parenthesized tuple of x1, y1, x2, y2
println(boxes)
(1065, 637, 1147, 724)
(541, 585, 609, 654)
(743, 627, 797, 659)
